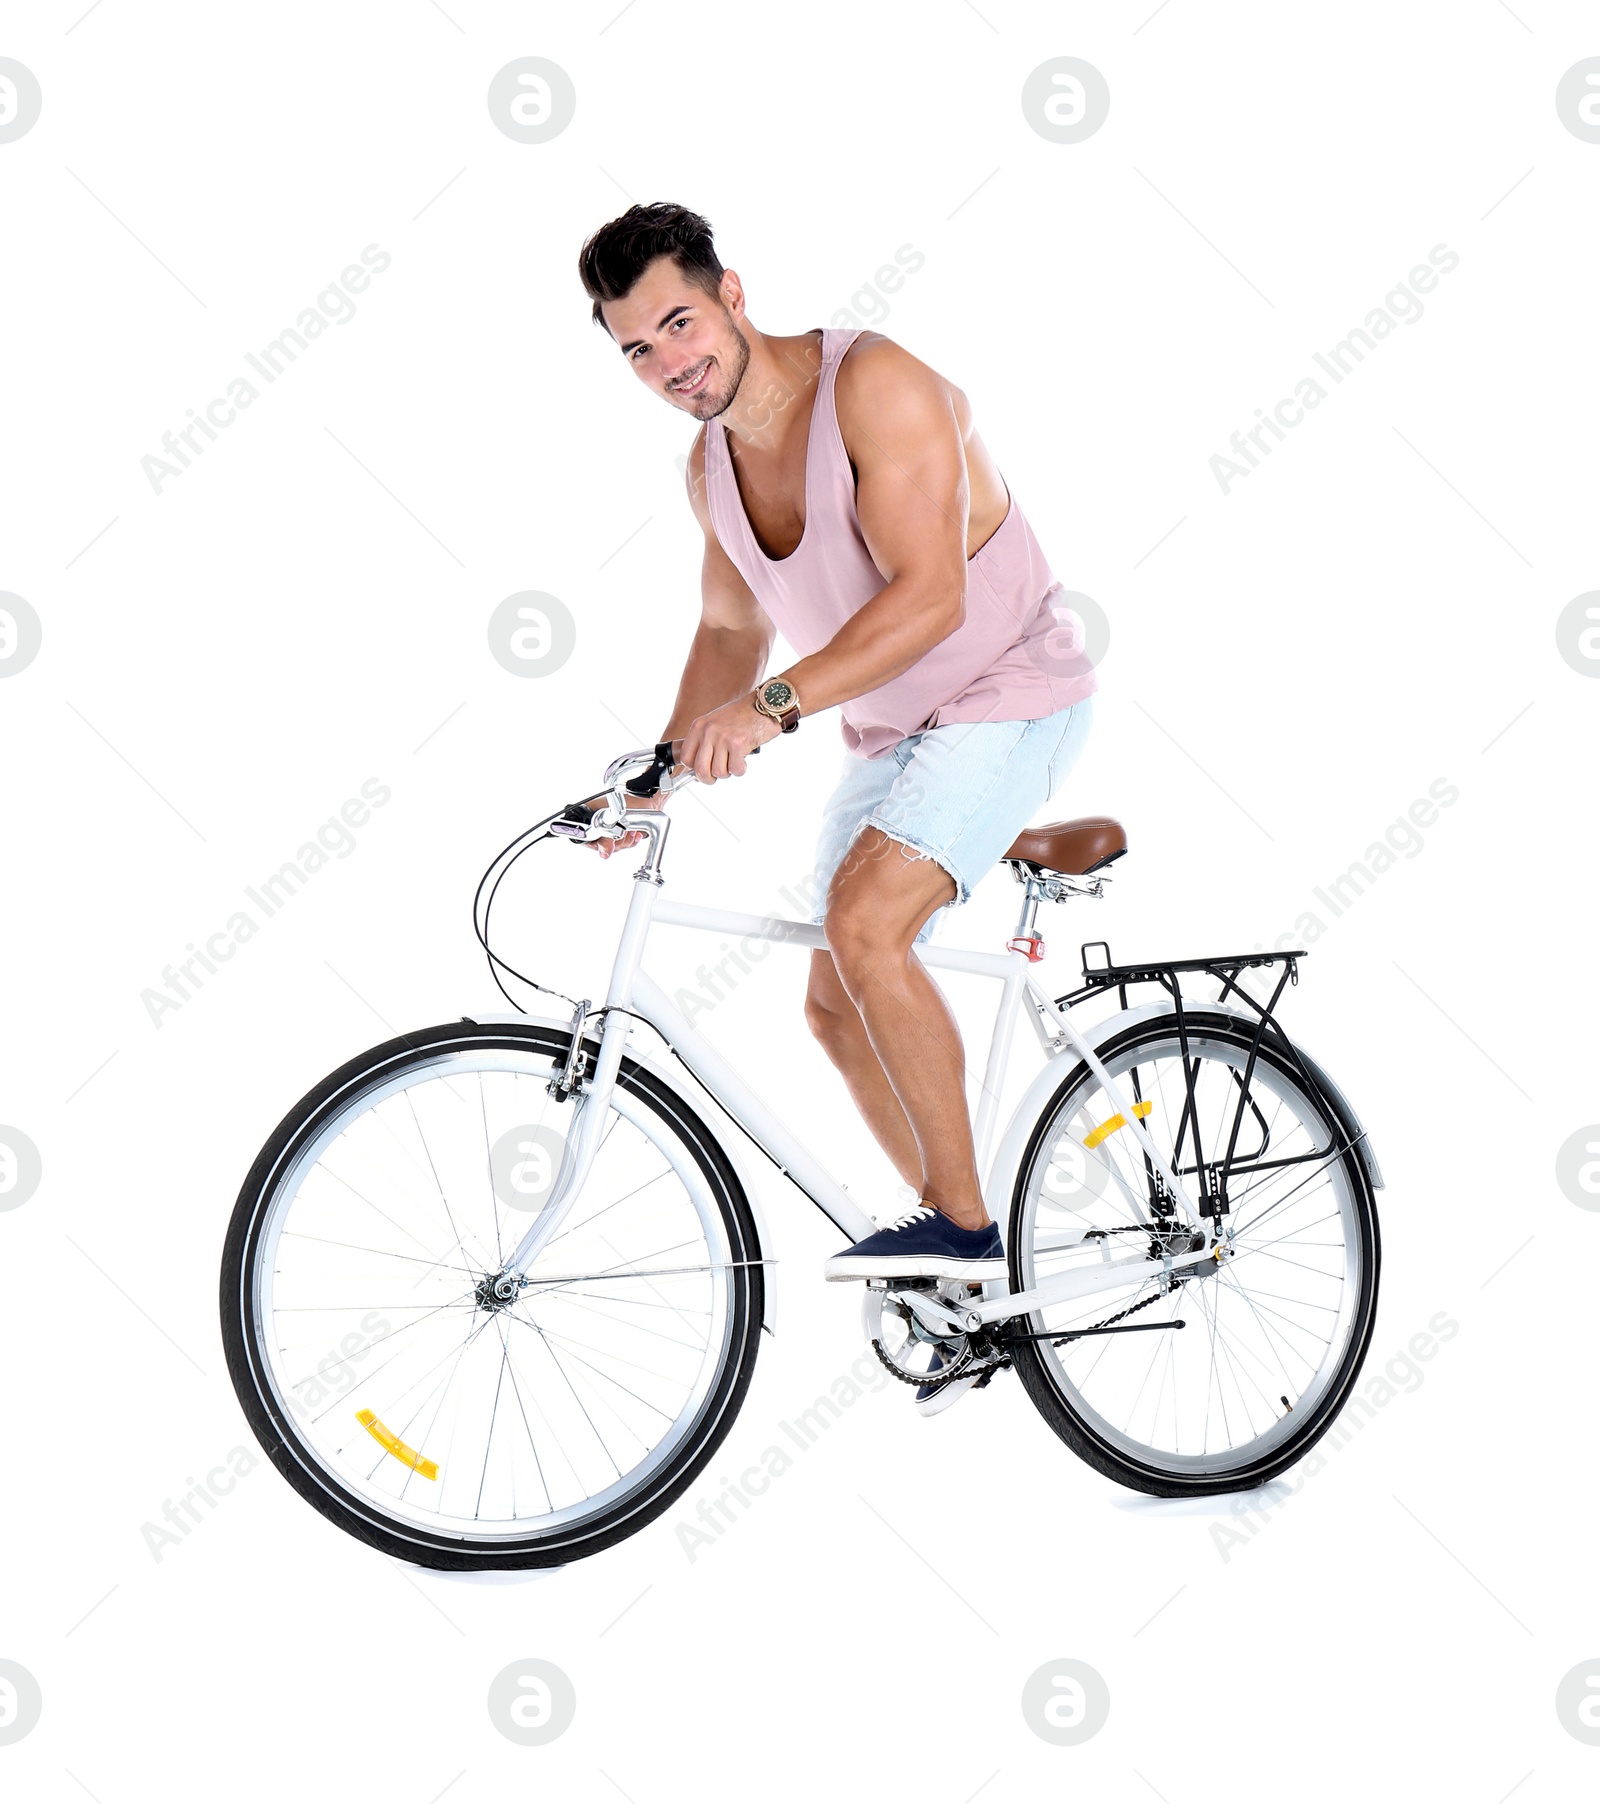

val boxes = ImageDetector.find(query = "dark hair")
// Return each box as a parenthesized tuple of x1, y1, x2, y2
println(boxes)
(577, 202, 726, 331)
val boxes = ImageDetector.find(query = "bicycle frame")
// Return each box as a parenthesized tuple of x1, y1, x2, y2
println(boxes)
(500, 812, 1219, 1323)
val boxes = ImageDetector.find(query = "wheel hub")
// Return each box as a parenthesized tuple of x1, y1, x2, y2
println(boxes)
(1153, 1225, 1207, 1256)
(474, 1272, 522, 1312)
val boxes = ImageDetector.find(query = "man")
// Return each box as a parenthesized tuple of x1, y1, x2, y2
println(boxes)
(578, 202, 1096, 1295)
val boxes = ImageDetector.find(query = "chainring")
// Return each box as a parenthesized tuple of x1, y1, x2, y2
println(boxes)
(861, 1285, 991, 1391)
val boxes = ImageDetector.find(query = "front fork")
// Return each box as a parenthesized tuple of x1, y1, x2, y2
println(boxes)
(491, 844, 667, 1299)
(491, 996, 632, 1298)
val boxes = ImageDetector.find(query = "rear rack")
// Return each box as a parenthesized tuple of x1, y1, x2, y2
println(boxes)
(1056, 941, 1331, 1221)
(1065, 940, 1304, 1014)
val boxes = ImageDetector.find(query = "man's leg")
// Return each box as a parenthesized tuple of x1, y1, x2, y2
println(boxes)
(803, 950, 922, 1191)
(808, 827, 989, 1230)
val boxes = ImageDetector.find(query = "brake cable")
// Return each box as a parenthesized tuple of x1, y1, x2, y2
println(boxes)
(471, 809, 584, 1013)
(471, 746, 685, 1016)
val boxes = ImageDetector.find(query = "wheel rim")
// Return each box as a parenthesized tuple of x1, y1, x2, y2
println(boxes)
(1015, 1029, 1365, 1478)
(248, 1047, 739, 1544)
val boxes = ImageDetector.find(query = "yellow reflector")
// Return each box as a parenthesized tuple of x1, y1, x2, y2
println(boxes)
(356, 1409, 439, 1480)
(1082, 1099, 1153, 1149)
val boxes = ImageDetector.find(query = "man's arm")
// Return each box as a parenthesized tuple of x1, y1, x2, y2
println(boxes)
(663, 431, 776, 739)
(591, 436, 773, 857)
(781, 340, 968, 712)
(681, 341, 970, 779)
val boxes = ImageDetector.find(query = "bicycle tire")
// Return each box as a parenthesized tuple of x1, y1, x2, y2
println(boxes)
(220, 1019, 764, 1568)
(1007, 1010, 1380, 1497)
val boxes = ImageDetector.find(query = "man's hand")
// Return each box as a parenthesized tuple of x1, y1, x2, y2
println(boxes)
(680, 693, 780, 781)
(588, 786, 669, 861)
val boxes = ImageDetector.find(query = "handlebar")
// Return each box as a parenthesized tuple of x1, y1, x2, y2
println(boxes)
(548, 741, 760, 843)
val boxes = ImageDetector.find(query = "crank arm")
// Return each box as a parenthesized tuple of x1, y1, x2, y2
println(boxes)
(868, 1282, 972, 1337)
(903, 1292, 972, 1337)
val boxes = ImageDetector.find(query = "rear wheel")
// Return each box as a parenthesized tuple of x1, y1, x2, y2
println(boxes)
(1007, 1012, 1379, 1495)
(221, 1020, 764, 1568)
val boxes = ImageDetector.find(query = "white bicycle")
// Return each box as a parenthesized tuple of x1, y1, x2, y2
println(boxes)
(221, 744, 1383, 1569)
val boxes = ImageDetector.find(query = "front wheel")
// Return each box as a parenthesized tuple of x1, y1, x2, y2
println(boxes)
(1007, 1011, 1379, 1496)
(221, 1020, 764, 1568)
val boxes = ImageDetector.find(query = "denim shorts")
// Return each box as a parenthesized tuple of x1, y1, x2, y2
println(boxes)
(806, 698, 1095, 946)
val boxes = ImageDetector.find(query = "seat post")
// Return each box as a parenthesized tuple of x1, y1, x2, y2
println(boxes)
(1010, 874, 1043, 947)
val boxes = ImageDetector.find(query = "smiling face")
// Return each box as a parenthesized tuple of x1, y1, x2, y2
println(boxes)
(601, 255, 752, 420)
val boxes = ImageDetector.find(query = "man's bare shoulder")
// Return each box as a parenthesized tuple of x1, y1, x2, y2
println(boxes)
(834, 333, 960, 438)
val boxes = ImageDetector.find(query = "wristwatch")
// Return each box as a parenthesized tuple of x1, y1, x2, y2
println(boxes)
(751, 677, 801, 733)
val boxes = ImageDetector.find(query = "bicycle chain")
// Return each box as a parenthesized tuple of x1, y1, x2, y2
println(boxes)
(1053, 1282, 1172, 1345)
(869, 1335, 981, 1392)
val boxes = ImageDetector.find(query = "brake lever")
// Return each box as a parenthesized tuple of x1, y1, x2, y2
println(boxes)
(623, 742, 679, 800)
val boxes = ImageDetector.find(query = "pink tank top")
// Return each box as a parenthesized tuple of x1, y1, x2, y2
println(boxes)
(704, 328, 1096, 758)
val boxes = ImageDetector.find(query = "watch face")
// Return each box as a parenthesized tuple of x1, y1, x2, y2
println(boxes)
(762, 680, 795, 709)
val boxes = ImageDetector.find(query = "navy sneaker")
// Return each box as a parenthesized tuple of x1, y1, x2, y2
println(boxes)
(823, 1204, 1006, 1282)
(915, 1346, 983, 1416)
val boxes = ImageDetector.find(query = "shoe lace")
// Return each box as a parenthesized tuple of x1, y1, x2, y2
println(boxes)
(883, 1204, 937, 1233)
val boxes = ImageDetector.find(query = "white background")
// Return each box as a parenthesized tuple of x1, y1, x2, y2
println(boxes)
(2, 0, 1596, 1797)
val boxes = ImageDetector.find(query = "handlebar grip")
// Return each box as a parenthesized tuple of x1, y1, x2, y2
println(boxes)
(625, 738, 760, 800)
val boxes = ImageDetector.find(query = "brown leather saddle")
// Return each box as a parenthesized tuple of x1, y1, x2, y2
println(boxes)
(1003, 815, 1126, 877)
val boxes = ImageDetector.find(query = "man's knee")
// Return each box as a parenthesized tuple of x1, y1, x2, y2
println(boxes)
(823, 890, 913, 990)
(823, 830, 952, 986)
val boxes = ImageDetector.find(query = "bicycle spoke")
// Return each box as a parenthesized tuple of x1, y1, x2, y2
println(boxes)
(278, 1229, 482, 1276)
(498, 1321, 554, 1515)
(478, 1072, 503, 1268)
(403, 1085, 492, 1273)
(476, 1338, 511, 1517)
